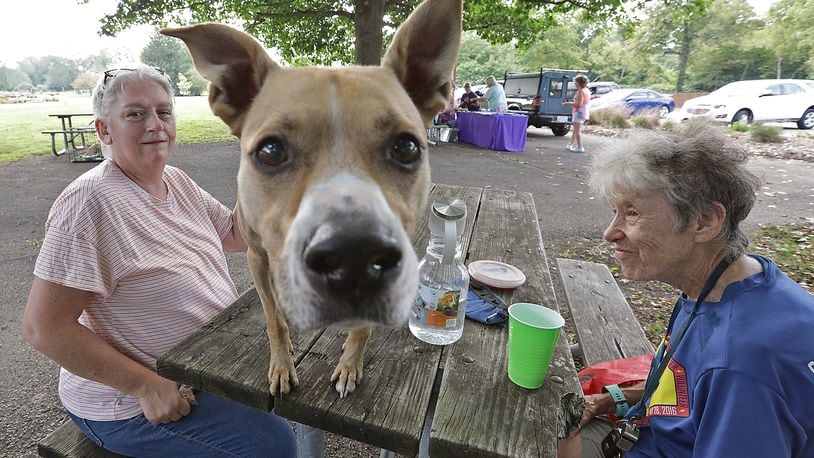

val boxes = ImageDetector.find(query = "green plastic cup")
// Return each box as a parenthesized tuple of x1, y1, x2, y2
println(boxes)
(507, 303, 565, 389)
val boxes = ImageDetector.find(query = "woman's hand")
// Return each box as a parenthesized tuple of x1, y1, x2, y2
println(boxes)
(24, 278, 194, 424)
(137, 375, 193, 424)
(579, 393, 615, 428)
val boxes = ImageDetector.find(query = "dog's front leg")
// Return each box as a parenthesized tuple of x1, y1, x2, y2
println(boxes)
(330, 327, 372, 398)
(247, 247, 298, 396)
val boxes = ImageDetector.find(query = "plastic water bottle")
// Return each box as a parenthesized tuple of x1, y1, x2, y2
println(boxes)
(409, 197, 469, 345)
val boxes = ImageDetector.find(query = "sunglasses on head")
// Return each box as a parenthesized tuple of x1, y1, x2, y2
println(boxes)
(103, 67, 167, 84)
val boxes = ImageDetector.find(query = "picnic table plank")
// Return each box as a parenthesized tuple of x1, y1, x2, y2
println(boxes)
(430, 189, 583, 457)
(272, 183, 483, 456)
(156, 289, 323, 410)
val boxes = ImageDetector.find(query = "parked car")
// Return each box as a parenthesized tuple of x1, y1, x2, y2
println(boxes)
(590, 88, 675, 118)
(679, 79, 814, 129)
(502, 68, 586, 136)
(588, 81, 620, 100)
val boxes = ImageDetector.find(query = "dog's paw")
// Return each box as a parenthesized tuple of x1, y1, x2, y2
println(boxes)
(268, 353, 299, 396)
(330, 353, 364, 398)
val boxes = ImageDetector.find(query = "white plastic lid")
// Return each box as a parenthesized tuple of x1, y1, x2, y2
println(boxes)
(468, 260, 526, 289)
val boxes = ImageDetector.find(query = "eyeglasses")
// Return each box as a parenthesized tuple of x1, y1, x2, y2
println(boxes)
(103, 67, 167, 84)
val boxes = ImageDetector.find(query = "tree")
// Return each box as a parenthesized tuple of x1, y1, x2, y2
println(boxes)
(18, 57, 53, 86)
(633, 1, 708, 92)
(455, 32, 520, 85)
(185, 69, 208, 96)
(77, 50, 118, 73)
(759, 0, 814, 78)
(45, 58, 80, 91)
(0, 66, 31, 91)
(97, 0, 656, 66)
(73, 72, 99, 93)
(140, 32, 193, 94)
(176, 73, 192, 95)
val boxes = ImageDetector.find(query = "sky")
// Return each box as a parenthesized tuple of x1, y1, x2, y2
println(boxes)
(0, 0, 155, 68)
(0, 0, 781, 69)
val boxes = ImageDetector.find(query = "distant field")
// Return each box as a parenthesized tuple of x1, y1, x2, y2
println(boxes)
(0, 93, 234, 164)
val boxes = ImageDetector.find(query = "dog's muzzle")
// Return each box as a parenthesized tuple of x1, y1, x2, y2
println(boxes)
(280, 175, 418, 330)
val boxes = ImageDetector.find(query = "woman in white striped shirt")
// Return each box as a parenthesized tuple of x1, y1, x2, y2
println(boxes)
(22, 67, 296, 457)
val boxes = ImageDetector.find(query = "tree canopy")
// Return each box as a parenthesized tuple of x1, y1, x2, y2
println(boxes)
(97, 0, 660, 65)
(6, 0, 813, 94)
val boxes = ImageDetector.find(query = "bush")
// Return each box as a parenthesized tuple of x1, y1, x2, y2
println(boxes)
(661, 119, 678, 131)
(630, 114, 660, 129)
(750, 123, 783, 143)
(591, 107, 630, 129)
(730, 121, 750, 132)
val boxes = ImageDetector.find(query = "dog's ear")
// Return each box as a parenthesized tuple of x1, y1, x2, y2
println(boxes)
(382, 0, 462, 126)
(161, 24, 280, 136)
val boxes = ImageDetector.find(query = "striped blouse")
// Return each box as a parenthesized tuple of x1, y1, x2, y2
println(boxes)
(34, 159, 238, 421)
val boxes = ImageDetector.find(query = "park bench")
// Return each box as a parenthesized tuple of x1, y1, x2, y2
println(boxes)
(37, 419, 122, 458)
(557, 258, 653, 367)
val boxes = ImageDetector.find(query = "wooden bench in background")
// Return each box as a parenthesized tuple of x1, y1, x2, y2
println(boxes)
(38, 420, 122, 458)
(557, 258, 653, 366)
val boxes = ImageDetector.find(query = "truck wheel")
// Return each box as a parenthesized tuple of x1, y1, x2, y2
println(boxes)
(551, 125, 570, 136)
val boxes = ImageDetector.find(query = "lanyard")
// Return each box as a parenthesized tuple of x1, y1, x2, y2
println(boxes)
(629, 257, 733, 419)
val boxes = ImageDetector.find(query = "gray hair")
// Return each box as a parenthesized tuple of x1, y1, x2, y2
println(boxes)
(92, 67, 174, 124)
(91, 67, 174, 158)
(485, 76, 496, 86)
(589, 121, 762, 259)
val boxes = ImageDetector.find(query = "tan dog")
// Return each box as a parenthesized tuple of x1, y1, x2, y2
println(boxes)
(162, 0, 461, 397)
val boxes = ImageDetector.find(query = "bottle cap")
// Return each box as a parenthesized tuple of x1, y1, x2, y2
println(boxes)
(432, 197, 466, 221)
(468, 260, 526, 289)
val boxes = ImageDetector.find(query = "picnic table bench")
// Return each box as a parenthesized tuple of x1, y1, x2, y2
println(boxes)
(42, 113, 104, 163)
(556, 258, 653, 366)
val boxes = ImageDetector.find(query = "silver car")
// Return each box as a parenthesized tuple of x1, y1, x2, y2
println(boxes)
(679, 79, 814, 129)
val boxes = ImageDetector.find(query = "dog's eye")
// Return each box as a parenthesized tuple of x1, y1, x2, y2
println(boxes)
(254, 137, 289, 168)
(390, 135, 421, 167)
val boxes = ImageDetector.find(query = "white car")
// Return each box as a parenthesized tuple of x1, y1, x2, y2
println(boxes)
(679, 79, 814, 129)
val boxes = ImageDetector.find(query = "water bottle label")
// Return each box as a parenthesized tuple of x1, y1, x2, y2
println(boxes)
(414, 284, 460, 329)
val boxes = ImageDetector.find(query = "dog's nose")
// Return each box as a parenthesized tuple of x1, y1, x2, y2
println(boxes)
(304, 228, 403, 297)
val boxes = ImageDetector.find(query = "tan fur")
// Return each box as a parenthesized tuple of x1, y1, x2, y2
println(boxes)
(162, 0, 461, 397)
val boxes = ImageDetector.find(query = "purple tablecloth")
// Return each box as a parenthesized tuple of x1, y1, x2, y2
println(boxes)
(456, 111, 528, 152)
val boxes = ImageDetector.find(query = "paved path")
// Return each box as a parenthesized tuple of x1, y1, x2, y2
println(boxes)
(1, 131, 812, 456)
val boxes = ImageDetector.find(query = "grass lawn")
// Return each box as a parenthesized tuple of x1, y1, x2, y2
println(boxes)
(0, 93, 234, 164)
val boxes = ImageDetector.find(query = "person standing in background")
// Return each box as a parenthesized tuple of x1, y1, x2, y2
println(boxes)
(459, 82, 482, 111)
(562, 74, 590, 153)
(476, 76, 507, 113)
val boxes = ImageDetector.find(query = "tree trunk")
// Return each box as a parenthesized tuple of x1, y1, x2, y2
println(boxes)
(776, 55, 783, 79)
(740, 61, 750, 80)
(675, 21, 692, 93)
(353, 0, 386, 65)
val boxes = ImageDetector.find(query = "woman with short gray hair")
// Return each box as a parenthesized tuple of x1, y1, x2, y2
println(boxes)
(23, 67, 296, 456)
(561, 122, 814, 457)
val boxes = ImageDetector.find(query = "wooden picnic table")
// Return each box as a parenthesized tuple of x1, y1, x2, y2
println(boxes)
(157, 183, 584, 457)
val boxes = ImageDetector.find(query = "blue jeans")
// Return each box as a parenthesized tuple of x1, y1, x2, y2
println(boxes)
(67, 391, 296, 457)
